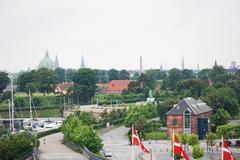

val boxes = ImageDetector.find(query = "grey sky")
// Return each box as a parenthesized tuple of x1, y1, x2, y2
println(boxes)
(0, 0, 240, 72)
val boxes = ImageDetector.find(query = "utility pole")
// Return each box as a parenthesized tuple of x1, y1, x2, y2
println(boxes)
(10, 76, 15, 132)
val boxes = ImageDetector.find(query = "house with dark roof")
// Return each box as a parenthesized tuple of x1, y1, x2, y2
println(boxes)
(166, 97, 213, 139)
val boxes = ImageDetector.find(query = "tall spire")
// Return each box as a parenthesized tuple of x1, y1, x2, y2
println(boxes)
(160, 63, 163, 72)
(45, 50, 49, 57)
(81, 54, 85, 68)
(181, 55, 185, 70)
(55, 55, 59, 68)
(214, 60, 217, 67)
(140, 56, 143, 74)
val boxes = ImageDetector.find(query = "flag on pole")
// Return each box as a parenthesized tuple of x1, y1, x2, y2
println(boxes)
(132, 127, 149, 153)
(173, 133, 190, 160)
(222, 137, 234, 160)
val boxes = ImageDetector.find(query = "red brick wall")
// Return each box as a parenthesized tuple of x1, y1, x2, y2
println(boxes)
(167, 111, 213, 138)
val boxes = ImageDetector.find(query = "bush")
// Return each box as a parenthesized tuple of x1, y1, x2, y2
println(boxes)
(144, 131, 167, 140)
(180, 133, 188, 145)
(192, 144, 204, 160)
(217, 124, 240, 139)
(206, 133, 217, 146)
(188, 134, 199, 146)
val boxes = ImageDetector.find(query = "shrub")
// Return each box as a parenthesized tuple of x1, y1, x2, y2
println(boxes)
(180, 133, 188, 145)
(217, 124, 240, 139)
(192, 144, 204, 160)
(188, 134, 199, 146)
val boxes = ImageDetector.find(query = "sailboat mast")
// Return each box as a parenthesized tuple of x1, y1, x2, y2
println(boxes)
(10, 76, 14, 132)
(8, 99, 11, 130)
(29, 90, 33, 126)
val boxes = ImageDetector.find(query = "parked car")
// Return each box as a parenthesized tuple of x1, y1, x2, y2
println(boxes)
(102, 149, 112, 157)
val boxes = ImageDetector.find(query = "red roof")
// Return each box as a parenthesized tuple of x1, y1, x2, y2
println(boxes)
(105, 80, 136, 94)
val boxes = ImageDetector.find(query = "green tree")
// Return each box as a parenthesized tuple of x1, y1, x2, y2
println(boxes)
(73, 68, 96, 103)
(108, 69, 119, 81)
(209, 65, 226, 82)
(206, 133, 217, 152)
(75, 111, 97, 125)
(0, 71, 10, 93)
(119, 69, 130, 80)
(212, 109, 231, 126)
(181, 69, 194, 79)
(176, 79, 205, 98)
(35, 68, 57, 95)
(61, 115, 103, 153)
(94, 69, 108, 83)
(188, 134, 199, 146)
(17, 71, 35, 92)
(165, 68, 182, 90)
(65, 68, 76, 82)
(131, 72, 140, 80)
(55, 67, 65, 83)
(203, 87, 239, 116)
(25, 82, 37, 95)
(198, 69, 210, 82)
(192, 144, 204, 160)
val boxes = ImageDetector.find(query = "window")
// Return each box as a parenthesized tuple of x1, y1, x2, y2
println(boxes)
(172, 119, 177, 125)
(184, 110, 191, 134)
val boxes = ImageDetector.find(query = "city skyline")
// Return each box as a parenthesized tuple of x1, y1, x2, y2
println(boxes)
(0, 0, 240, 72)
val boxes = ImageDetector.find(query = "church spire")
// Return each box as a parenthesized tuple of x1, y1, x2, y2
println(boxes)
(181, 55, 185, 70)
(81, 54, 85, 68)
(55, 55, 59, 68)
(45, 50, 49, 57)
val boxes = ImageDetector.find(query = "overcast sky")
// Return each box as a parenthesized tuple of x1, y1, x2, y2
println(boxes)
(0, 0, 240, 72)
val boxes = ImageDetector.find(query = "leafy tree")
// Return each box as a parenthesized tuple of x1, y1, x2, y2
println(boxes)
(212, 109, 231, 126)
(35, 68, 57, 95)
(119, 69, 130, 80)
(128, 81, 142, 93)
(226, 80, 240, 103)
(131, 72, 140, 80)
(55, 67, 65, 83)
(25, 82, 37, 95)
(138, 73, 156, 90)
(65, 68, 76, 82)
(203, 87, 239, 116)
(61, 115, 103, 153)
(188, 134, 199, 146)
(192, 144, 204, 160)
(94, 69, 108, 83)
(0, 71, 10, 93)
(209, 65, 226, 82)
(108, 69, 119, 81)
(75, 111, 97, 125)
(206, 133, 217, 152)
(164, 68, 182, 90)
(198, 69, 210, 82)
(17, 71, 35, 92)
(72, 68, 96, 103)
(181, 69, 194, 79)
(176, 79, 205, 98)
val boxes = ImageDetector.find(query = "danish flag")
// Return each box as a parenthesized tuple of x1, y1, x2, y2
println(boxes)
(132, 127, 149, 153)
(222, 138, 234, 160)
(173, 134, 190, 160)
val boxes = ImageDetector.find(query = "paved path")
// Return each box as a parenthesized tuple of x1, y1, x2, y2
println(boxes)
(38, 133, 87, 160)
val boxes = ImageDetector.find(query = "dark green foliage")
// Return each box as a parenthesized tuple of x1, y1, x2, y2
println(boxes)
(176, 79, 206, 98)
(131, 72, 140, 80)
(72, 68, 96, 103)
(164, 68, 182, 90)
(94, 69, 108, 83)
(217, 124, 240, 139)
(198, 69, 210, 82)
(212, 109, 231, 126)
(75, 111, 97, 125)
(128, 81, 143, 93)
(65, 68, 76, 82)
(119, 69, 130, 80)
(55, 67, 65, 83)
(25, 82, 37, 94)
(107, 69, 119, 81)
(0, 132, 38, 160)
(181, 69, 194, 79)
(0, 71, 10, 93)
(203, 87, 239, 116)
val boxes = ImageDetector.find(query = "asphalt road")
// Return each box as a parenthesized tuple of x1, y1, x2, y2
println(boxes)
(38, 132, 87, 160)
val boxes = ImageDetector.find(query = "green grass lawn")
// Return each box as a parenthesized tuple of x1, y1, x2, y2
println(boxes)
(0, 108, 62, 118)
(145, 131, 167, 140)
(15, 92, 56, 97)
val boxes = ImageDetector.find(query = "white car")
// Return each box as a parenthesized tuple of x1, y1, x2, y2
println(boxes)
(102, 149, 112, 157)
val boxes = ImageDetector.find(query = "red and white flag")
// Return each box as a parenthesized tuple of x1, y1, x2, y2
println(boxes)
(132, 127, 149, 153)
(222, 138, 234, 160)
(173, 134, 190, 160)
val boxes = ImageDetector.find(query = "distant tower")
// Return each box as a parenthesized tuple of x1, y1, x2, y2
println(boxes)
(181, 55, 185, 70)
(81, 54, 85, 68)
(140, 56, 143, 74)
(214, 60, 218, 67)
(55, 55, 59, 68)
(197, 64, 200, 71)
(160, 63, 163, 72)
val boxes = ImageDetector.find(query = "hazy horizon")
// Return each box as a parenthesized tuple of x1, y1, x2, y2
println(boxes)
(0, 0, 240, 72)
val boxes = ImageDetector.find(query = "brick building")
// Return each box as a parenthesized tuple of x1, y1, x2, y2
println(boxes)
(166, 97, 213, 139)
(105, 80, 136, 94)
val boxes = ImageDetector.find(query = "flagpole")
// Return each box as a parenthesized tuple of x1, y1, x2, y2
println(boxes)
(132, 125, 134, 160)
(222, 135, 223, 160)
(172, 130, 175, 160)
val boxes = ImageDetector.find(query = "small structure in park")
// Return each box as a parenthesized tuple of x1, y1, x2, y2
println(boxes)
(166, 97, 213, 139)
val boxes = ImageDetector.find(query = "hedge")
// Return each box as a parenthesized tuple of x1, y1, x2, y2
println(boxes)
(36, 128, 60, 138)
(217, 124, 240, 139)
